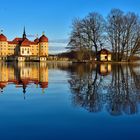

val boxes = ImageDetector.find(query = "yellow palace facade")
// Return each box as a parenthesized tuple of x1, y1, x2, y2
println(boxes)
(0, 28, 48, 61)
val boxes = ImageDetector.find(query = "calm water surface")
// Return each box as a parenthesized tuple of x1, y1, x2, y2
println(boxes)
(0, 62, 140, 140)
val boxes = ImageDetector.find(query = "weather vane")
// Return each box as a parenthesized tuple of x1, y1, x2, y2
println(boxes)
(42, 31, 45, 35)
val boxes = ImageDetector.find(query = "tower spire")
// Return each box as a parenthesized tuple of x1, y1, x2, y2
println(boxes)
(23, 26, 26, 39)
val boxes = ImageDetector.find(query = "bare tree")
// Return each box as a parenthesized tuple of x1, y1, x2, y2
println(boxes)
(69, 9, 140, 62)
(106, 9, 124, 61)
(69, 12, 105, 60)
(69, 18, 85, 50)
(106, 9, 140, 61)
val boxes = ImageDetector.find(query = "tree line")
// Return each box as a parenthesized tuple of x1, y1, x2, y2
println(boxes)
(68, 9, 140, 61)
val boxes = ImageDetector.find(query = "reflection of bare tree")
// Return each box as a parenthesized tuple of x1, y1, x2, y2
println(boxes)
(106, 64, 140, 116)
(69, 64, 105, 113)
(68, 63, 140, 116)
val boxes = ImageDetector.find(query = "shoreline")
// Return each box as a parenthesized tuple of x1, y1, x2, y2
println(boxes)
(0, 59, 140, 64)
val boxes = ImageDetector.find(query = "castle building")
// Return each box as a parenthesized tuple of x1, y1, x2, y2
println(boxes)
(0, 28, 48, 61)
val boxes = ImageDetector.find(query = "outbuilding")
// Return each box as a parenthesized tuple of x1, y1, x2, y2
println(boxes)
(97, 49, 112, 62)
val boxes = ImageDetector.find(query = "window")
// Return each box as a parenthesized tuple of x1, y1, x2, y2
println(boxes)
(105, 56, 107, 59)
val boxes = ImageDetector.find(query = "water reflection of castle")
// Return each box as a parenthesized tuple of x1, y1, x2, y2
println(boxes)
(0, 62, 48, 93)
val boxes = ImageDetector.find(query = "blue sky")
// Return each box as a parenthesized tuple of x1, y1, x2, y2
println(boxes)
(0, 0, 140, 53)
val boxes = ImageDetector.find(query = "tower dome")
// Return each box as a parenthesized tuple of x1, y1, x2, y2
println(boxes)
(39, 35, 48, 42)
(0, 34, 7, 41)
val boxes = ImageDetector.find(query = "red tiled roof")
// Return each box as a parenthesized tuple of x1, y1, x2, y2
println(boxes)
(7, 34, 48, 46)
(30, 41, 38, 45)
(20, 38, 39, 46)
(39, 35, 48, 42)
(0, 82, 7, 89)
(39, 82, 48, 88)
(8, 79, 18, 83)
(21, 38, 30, 46)
(97, 49, 111, 54)
(34, 38, 39, 43)
(9, 38, 23, 44)
(16, 79, 31, 86)
(0, 34, 7, 41)
(34, 80, 39, 85)
(8, 41, 14, 44)
(21, 79, 30, 85)
(13, 38, 23, 41)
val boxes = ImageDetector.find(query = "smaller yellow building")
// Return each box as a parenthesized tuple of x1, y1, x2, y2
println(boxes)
(97, 49, 112, 62)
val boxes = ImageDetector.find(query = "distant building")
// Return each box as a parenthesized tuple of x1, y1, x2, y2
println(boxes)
(97, 49, 112, 62)
(0, 28, 48, 61)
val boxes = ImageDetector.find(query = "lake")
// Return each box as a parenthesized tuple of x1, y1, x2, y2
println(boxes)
(0, 62, 140, 140)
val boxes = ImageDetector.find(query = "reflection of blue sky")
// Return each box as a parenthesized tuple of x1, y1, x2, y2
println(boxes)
(0, 64, 140, 139)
